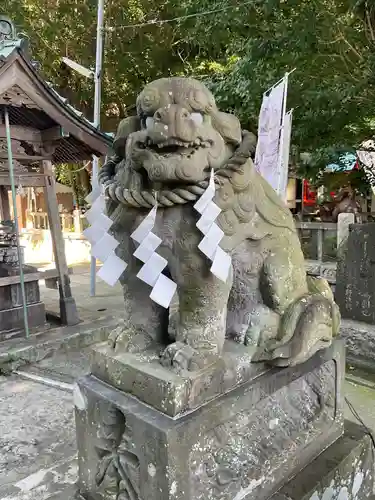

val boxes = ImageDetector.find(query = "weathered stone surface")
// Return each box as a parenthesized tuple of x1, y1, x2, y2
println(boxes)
(337, 212, 355, 259)
(271, 421, 374, 500)
(0, 302, 46, 338)
(340, 319, 375, 371)
(98, 76, 340, 370)
(75, 340, 344, 500)
(0, 316, 123, 374)
(0, 245, 20, 264)
(305, 260, 337, 284)
(336, 223, 375, 323)
(0, 263, 46, 336)
(91, 340, 267, 417)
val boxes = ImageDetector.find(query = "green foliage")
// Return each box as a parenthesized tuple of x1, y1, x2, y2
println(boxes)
(3, 0, 375, 191)
(55, 163, 88, 206)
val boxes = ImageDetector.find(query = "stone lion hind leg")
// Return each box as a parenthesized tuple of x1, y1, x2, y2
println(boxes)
(225, 242, 281, 347)
(254, 242, 338, 367)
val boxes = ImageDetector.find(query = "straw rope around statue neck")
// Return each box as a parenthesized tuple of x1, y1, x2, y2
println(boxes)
(99, 131, 254, 209)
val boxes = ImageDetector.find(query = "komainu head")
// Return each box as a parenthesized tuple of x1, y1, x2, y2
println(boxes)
(119, 77, 244, 184)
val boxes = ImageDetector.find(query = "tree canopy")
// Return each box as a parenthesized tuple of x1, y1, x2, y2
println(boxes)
(3, 0, 375, 189)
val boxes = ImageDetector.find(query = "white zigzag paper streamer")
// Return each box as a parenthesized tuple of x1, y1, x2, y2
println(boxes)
(84, 186, 127, 287)
(194, 170, 232, 282)
(131, 204, 177, 309)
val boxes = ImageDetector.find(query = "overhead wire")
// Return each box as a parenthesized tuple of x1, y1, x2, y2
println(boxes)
(105, 0, 254, 31)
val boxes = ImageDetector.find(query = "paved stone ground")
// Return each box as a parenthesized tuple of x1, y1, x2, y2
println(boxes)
(0, 267, 374, 499)
(0, 376, 77, 500)
(0, 268, 126, 499)
(39, 266, 125, 322)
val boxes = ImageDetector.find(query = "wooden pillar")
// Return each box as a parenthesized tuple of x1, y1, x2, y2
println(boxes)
(42, 160, 79, 325)
(73, 208, 83, 233)
(16, 194, 24, 229)
(0, 185, 10, 221)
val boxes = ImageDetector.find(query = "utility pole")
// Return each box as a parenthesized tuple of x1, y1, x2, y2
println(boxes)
(62, 0, 105, 297)
(90, 0, 105, 296)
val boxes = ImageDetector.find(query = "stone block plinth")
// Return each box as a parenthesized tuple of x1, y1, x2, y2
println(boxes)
(0, 263, 46, 338)
(271, 421, 374, 500)
(75, 340, 345, 500)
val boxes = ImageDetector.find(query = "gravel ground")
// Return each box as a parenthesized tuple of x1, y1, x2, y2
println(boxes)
(0, 376, 76, 500)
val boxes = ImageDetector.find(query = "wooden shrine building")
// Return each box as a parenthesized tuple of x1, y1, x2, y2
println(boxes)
(0, 16, 112, 331)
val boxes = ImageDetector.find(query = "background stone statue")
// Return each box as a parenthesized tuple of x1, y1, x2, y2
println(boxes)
(99, 77, 340, 372)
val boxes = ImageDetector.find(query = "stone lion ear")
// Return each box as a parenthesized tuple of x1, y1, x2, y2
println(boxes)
(113, 116, 141, 157)
(211, 111, 242, 146)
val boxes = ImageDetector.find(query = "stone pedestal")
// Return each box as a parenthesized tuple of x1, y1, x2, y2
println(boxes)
(271, 421, 374, 500)
(0, 262, 46, 339)
(75, 340, 346, 500)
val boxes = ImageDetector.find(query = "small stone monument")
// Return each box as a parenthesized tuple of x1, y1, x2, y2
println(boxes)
(336, 222, 375, 324)
(74, 78, 374, 500)
(0, 220, 45, 337)
(335, 221, 375, 369)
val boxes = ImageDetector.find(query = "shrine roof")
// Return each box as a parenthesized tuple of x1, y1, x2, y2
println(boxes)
(0, 35, 113, 164)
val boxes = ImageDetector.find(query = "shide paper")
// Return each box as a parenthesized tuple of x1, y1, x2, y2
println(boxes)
(97, 254, 127, 287)
(91, 233, 119, 263)
(194, 170, 231, 282)
(84, 189, 127, 286)
(131, 203, 177, 308)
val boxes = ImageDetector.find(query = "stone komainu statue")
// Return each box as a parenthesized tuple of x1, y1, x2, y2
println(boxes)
(99, 77, 340, 371)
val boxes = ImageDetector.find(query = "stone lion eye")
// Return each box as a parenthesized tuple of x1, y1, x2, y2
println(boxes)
(146, 117, 154, 129)
(191, 112, 203, 126)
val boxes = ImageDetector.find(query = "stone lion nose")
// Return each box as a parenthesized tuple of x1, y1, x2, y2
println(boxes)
(153, 105, 191, 138)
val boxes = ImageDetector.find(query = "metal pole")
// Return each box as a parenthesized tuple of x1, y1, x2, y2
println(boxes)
(264, 67, 296, 96)
(276, 73, 289, 196)
(281, 110, 293, 202)
(4, 107, 30, 337)
(90, 0, 105, 296)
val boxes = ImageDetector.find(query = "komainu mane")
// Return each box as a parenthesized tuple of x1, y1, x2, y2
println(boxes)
(99, 77, 340, 372)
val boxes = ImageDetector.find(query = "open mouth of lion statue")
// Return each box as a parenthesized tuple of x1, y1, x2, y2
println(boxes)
(133, 131, 218, 185)
(140, 136, 214, 158)
(139, 138, 213, 157)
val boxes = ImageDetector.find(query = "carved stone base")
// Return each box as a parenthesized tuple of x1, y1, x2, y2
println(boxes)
(271, 421, 374, 500)
(75, 340, 345, 500)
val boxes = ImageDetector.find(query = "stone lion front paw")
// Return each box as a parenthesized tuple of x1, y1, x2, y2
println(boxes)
(160, 341, 218, 373)
(108, 326, 154, 353)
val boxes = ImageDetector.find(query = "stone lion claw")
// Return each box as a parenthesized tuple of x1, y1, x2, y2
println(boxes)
(108, 326, 154, 354)
(160, 342, 218, 373)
